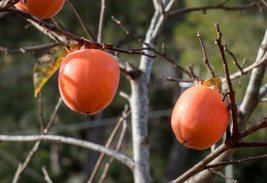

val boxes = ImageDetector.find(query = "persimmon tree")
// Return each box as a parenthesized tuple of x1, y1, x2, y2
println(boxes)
(0, 0, 267, 183)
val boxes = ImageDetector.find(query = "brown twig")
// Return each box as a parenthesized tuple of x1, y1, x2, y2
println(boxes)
(224, 45, 244, 74)
(51, 17, 66, 30)
(67, 0, 96, 41)
(111, 15, 192, 77)
(197, 32, 215, 78)
(215, 23, 239, 138)
(208, 169, 238, 183)
(238, 117, 267, 139)
(4, 8, 154, 58)
(169, 1, 263, 16)
(206, 154, 267, 169)
(233, 142, 267, 148)
(173, 144, 229, 183)
(166, 77, 193, 83)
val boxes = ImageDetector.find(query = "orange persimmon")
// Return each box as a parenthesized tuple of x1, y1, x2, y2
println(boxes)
(171, 85, 230, 150)
(58, 49, 120, 115)
(15, 0, 65, 19)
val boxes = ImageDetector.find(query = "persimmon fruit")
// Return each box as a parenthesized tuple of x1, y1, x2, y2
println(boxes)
(15, 0, 65, 19)
(171, 85, 230, 150)
(58, 49, 120, 115)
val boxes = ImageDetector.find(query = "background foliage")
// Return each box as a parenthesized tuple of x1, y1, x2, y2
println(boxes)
(0, 0, 266, 182)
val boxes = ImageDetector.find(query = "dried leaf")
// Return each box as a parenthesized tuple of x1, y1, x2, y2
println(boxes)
(202, 78, 222, 93)
(33, 46, 67, 98)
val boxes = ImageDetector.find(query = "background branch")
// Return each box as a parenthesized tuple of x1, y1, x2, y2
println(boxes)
(0, 134, 134, 169)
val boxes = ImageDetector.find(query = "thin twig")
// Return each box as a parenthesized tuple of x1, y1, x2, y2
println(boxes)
(12, 164, 22, 183)
(5, 8, 152, 58)
(0, 42, 60, 54)
(187, 64, 198, 79)
(98, 108, 128, 183)
(223, 51, 267, 82)
(87, 106, 131, 183)
(67, 0, 96, 41)
(197, 32, 215, 78)
(206, 154, 267, 169)
(38, 91, 45, 133)
(233, 142, 267, 148)
(224, 45, 244, 74)
(208, 169, 238, 183)
(97, 0, 106, 42)
(166, 77, 193, 83)
(238, 117, 267, 139)
(172, 144, 229, 183)
(51, 17, 66, 30)
(12, 97, 62, 183)
(41, 166, 53, 183)
(215, 23, 239, 138)
(169, 1, 263, 16)
(111, 15, 192, 77)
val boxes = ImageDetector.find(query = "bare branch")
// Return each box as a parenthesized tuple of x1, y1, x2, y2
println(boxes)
(12, 97, 62, 183)
(98, 109, 128, 183)
(206, 154, 267, 169)
(112, 15, 191, 77)
(208, 169, 238, 183)
(166, 77, 193, 83)
(67, 0, 96, 41)
(0, 134, 134, 169)
(224, 45, 244, 74)
(238, 117, 267, 139)
(215, 23, 239, 137)
(41, 166, 53, 183)
(97, 0, 106, 42)
(169, 1, 263, 17)
(172, 144, 229, 183)
(0, 42, 60, 54)
(197, 32, 215, 78)
(88, 106, 131, 183)
(38, 92, 45, 133)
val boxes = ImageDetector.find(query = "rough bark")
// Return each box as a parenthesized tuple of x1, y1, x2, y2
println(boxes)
(129, 1, 178, 182)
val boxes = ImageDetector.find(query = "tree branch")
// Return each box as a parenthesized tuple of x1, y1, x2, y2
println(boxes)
(0, 134, 134, 169)
(169, 1, 263, 17)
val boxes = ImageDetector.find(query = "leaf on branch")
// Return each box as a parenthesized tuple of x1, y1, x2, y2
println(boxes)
(203, 78, 222, 93)
(33, 46, 68, 98)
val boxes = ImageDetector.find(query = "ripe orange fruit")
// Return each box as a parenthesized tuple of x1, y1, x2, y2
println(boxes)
(171, 86, 230, 150)
(58, 49, 120, 115)
(14, 0, 65, 19)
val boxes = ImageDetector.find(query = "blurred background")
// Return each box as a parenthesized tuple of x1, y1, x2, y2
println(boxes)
(0, 0, 267, 182)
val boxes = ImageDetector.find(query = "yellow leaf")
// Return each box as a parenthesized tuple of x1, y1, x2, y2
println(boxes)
(202, 78, 222, 93)
(33, 46, 68, 98)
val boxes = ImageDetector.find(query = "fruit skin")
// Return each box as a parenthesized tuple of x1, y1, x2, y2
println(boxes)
(14, 0, 65, 19)
(171, 86, 230, 150)
(58, 49, 120, 115)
